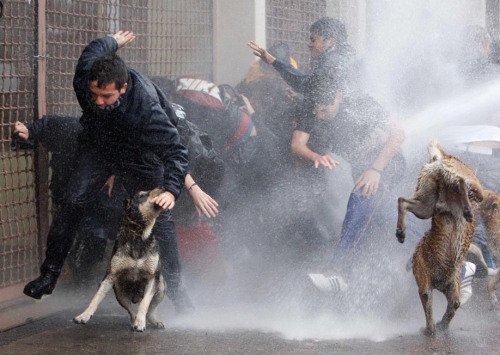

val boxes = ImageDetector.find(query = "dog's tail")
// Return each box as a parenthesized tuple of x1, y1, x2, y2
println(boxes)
(428, 139, 445, 162)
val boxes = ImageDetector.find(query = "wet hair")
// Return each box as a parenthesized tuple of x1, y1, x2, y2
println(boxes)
(310, 17, 347, 43)
(89, 52, 129, 90)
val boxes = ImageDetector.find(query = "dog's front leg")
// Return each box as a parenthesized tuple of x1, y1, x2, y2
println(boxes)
(458, 177, 473, 222)
(73, 277, 114, 324)
(133, 279, 156, 332)
(396, 195, 436, 243)
(146, 277, 166, 329)
(396, 197, 409, 243)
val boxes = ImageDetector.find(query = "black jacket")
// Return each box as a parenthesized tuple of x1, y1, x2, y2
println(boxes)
(27, 115, 81, 205)
(272, 44, 356, 122)
(73, 36, 188, 198)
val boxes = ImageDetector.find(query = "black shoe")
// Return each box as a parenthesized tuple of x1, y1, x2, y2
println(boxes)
(23, 273, 58, 300)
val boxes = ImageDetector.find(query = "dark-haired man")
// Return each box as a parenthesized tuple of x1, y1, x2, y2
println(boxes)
(248, 18, 405, 291)
(19, 31, 193, 314)
(246, 17, 357, 268)
(248, 16, 357, 165)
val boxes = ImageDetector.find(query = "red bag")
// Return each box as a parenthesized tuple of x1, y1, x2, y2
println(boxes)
(176, 221, 226, 286)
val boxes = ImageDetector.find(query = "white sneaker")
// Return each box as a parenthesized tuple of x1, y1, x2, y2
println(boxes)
(488, 268, 499, 276)
(308, 273, 348, 293)
(460, 261, 476, 305)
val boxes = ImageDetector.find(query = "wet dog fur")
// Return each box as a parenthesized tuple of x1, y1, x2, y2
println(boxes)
(74, 187, 166, 332)
(479, 190, 500, 308)
(396, 139, 483, 335)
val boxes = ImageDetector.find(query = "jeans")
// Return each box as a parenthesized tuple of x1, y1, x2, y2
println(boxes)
(332, 187, 389, 272)
(332, 159, 404, 273)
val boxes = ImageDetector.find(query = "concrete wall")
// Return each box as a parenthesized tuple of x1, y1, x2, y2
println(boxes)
(213, 0, 266, 86)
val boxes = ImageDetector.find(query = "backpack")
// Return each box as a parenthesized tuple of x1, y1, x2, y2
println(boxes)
(174, 77, 225, 111)
(170, 103, 226, 226)
(173, 76, 254, 154)
(172, 103, 225, 196)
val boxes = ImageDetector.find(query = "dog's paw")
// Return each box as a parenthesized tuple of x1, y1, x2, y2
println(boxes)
(150, 321, 165, 329)
(147, 315, 165, 329)
(132, 318, 147, 332)
(73, 312, 93, 324)
(463, 207, 473, 223)
(436, 321, 450, 332)
(421, 326, 436, 336)
(396, 229, 406, 243)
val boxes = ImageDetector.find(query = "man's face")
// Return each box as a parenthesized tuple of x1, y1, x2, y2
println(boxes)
(308, 31, 336, 59)
(89, 80, 127, 108)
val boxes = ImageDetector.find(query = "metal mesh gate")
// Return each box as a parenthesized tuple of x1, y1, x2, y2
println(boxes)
(0, 0, 38, 289)
(266, 0, 326, 70)
(45, 0, 214, 117)
(0, 0, 214, 296)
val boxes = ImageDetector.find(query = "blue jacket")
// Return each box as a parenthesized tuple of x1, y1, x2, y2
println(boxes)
(73, 35, 188, 198)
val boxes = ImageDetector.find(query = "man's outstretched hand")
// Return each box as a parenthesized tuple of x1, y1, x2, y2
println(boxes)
(112, 30, 135, 48)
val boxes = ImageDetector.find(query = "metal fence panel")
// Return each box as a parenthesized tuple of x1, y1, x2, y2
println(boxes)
(0, 0, 39, 288)
(266, 0, 326, 70)
(0, 0, 214, 294)
(46, 0, 214, 119)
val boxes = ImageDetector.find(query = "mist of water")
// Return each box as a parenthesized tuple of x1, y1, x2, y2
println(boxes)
(156, 1, 500, 342)
(153, 2, 500, 342)
(62, 1, 497, 342)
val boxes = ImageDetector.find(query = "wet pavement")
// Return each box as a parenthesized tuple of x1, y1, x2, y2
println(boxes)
(2, 276, 500, 355)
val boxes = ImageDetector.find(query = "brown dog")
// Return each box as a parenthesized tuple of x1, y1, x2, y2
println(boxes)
(479, 190, 500, 308)
(73, 188, 166, 332)
(396, 139, 483, 335)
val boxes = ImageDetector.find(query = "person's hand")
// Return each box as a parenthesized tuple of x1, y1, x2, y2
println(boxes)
(150, 191, 176, 210)
(189, 184, 219, 218)
(247, 41, 276, 64)
(312, 154, 339, 169)
(353, 169, 381, 198)
(102, 175, 115, 198)
(13, 121, 29, 140)
(286, 88, 300, 104)
(112, 30, 135, 48)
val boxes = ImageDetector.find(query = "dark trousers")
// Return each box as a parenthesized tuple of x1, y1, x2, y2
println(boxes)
(40, 149, 183, 297)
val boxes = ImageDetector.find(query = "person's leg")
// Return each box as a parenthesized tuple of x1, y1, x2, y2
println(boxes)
(69, 185, 126, 283)
(153, 209, 194, 314)
(333, 188, 387, 273)
(308, 187, 387, 294)
(24, 151, 111, 299)
(69, 227, 109, 285)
